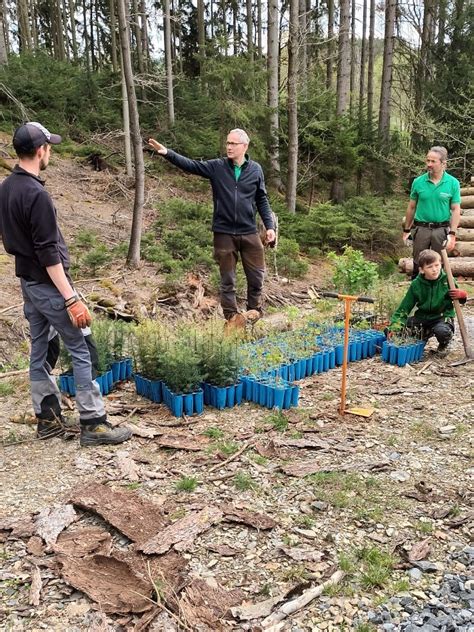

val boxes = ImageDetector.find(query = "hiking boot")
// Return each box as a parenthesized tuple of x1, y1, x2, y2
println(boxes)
(36, 418, 66, 439)
(435, 343, 450, 358)
(80, 421, 132, 447)
(243, 309, 261, 323)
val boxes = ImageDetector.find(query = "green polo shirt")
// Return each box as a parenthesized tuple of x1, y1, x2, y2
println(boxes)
(233, 158, 247, 181)
(410, 171, 461, 223)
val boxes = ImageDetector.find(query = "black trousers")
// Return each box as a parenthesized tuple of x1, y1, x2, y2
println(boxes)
(406, 316, 454, 347)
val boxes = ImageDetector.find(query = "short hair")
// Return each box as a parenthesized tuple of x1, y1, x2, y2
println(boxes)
(429, 146, 448, 163)
(15, 144, 48, 160)
(418, 249, 441, 269)
(229, 128, 250, 144)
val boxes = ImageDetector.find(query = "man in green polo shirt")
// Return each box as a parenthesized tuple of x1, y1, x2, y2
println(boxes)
(403, 146, 461, 278)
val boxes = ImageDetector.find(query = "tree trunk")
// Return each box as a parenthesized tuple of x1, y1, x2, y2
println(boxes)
(378, 0, 396, 146)
(0, 0, 8, 63)
(17, 0, 32, 51)
(326, 0, 334, 90)
(117, 0, 145, 269)
(139, 0, 149, 70)
(163, 0, 175, 126)
(30, 0, 38, 50)
(437, 0, 446, 45)
(246, 0, 253, 61)
(349, 0, 356, 116)
(121, 59, 133, 177)
(82, 0, 90, 70)
(367, 0, 375, 134)
(197, 0, 205, 80)
(132, 0, 144, 74)
(358, 0, 367, 131)
(331, 0, 350, 203)
(286, 0, 299, 213)
(256, 0, 262, 56)
(69, 0, 78, 61)
(414, 0, 434, 137)
(399, 257, 474, 277)
(299, 0, 307, 85)
(267, 0, 282, 190)
(109, 0, 118, 71)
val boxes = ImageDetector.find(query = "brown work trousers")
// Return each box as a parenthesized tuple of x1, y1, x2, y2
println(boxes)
(213, 232, 265, 320)
(412, 225, 449, 279)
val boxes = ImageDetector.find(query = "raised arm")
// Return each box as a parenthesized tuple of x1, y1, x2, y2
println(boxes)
(148, 138, 216, 179)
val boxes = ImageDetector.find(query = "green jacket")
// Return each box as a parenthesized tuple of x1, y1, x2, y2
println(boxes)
(390, 271, 455, 327)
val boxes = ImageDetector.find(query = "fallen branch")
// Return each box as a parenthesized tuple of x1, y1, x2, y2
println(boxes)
(207, 441, 253, 474)
(0, 368, 29, 379)
(261, 570, 345, 628)
(417, 361, 433, 376)
(0, 302, 23, 314)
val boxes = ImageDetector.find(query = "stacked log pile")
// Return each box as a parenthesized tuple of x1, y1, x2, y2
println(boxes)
(399, 177, 474, 277)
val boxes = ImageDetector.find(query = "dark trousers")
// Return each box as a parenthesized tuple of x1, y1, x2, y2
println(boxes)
(412, 225, 449, 279)
(213, 232, 265, 320)
(406, 316, 454, 347)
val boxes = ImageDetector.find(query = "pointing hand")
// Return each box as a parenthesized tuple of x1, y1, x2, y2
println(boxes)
(148, 139, 168, 155)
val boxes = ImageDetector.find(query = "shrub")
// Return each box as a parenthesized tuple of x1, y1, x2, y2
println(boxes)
(271, 237, 309, 279)
(328, 246, 379, 294)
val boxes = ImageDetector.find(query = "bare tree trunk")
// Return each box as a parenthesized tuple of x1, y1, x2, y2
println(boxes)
(82, 0, 90, 70)
(349, 0, 356, 116)
(0, 0, 9, 63)
(17, 0, 32, 51)
(414, 0, 434, 125)
(286, 0, 299, 213)
(357, 0, 367, 194)
(30, 0, 38, 49)
(117, 0, 145, 269)
(267, 0, 281, 189)
(164, 0, 175, 125)
(139, 0, 149, 70)
(246, 0, 253, 60)
(89, 0, 96, 69)
(330, 0, 350, 203)
(132, 0, 143, 74)
(95, 0, 102, 69)
(197, 0, 205, 79)
(437, 0, 446, 45)
(378, 0, 396, 146)
(121, 59, 132, 176)
(69, 0, 78, 61)
(366, 0, 375, 135)
(299, 0, 307, 84)
(326, 0, 334, 89)
(109, 0, 118, 71)
(256, 0, 262, 56)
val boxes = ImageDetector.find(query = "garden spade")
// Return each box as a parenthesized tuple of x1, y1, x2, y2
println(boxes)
(440, 248, 474, 366)
(319, 291, 375, 417)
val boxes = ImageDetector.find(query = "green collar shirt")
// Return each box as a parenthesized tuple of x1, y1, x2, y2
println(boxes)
(233, 157, 248, 181)
(410, 171, 461, 223)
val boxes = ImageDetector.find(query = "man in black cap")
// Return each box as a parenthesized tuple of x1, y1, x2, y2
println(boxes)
(0, 122, 132, 446)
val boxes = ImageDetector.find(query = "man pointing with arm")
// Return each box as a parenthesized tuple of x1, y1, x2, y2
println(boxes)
(149, 129, 275, 322)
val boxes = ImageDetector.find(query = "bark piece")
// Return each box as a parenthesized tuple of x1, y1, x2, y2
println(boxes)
(274, 437, 330, 450)
(280, 461, 346, 478)
(254, 440, 281, 459)
(115, 450, 140, 481)
(29, 565, 42, 606)
(447, 512, 473, 529)
(206, 544, 239, 557)
(69, 483, 167, 542)
(26, 535, 46, 556)
(408, 538, 431, 562)
(53, 527, 113, 557)
(35, 504, 77, 547)
(0, 515, 36, 538)
(221, 505, 276, 530)
(179, 578, 245, 630)
(156, 434, 210, 451)
(139, 507, 223, 555)
(231, 593, 287, 621)
(118, 549, 188, 604)
(126, 423, 164, 438)
(58, 554, 153, 614)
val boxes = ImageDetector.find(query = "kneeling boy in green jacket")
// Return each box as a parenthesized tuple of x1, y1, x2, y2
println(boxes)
(390, 249, 467, 356)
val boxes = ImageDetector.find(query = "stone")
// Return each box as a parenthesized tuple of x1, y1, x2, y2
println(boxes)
(408, 568, 422, 582)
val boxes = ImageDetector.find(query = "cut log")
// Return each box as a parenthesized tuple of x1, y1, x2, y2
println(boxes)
(461, 195, 474, 209)
(462, 208, 474, 217)
(460, 187, 474, 196)
(457, 228, 474, 241)
(454, 242, 474, 256)
(399, 257, 474, 277)
(459, 215, 474, 229)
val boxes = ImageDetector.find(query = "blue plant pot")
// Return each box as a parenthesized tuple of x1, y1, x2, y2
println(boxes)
(293, 361, 302, 381)
(406, 344, 415, 364)
(258, 382, 268, 407)
(266, 385, 274, 409)
(170, 392, 183, 417)
(349, 342, 357, 362)
(111, 361, 121, 383)
(183, 393, 194, 416)
(125, 358, 133, 379)
(283, 386, 292, 409)
(381, 341, 390, 362)
(397, 346, 408, 367)
(305, 356, 314, 376)
(355, 340, 363, 361)
(288, 363, 296, 382)
(279, 364, 289, 381)
(291, 384, 300, 407)
(215, 386, 227, 410)
(193, 389, 204, 415)
(251, 379, 259, 403)
(389, 344, 398, 365)
(335, 344, 344, 366)
(322, 350, 330, 372)
(328, 348, 336, 369)
(273, 387, 285, 410)
(150, 380, 162, 404)
(106, 370, 113, 391)
(315, 352, 323, 373)
(361, 339, 369, 359)
(226, 384, 236, 408)
(235, 381, 243, 405)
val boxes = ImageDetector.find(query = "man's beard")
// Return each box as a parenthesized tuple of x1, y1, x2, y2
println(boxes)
(39, 158, 47, 171)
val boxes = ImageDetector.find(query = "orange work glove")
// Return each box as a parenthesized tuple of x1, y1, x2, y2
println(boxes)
(65, 296, 92, 328)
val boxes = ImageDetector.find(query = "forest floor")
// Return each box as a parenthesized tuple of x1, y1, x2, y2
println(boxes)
(0, 141, 472, 632)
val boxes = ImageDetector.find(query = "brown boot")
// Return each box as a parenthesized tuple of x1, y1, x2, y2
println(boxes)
(243, 309, 261, 323)
(224, 313, 247, 332)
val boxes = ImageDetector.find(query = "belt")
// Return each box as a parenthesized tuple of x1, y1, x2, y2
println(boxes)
(414, 221, 450, 228)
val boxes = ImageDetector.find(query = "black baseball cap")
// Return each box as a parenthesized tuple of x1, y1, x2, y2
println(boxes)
(13, 122, 62, 154)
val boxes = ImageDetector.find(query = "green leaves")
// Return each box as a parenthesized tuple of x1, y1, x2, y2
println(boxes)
(328, 246, 379, 295)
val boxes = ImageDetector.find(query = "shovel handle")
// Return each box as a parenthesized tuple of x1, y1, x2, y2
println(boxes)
(319, 291, 374, 304)
(440, 249, 474, 358)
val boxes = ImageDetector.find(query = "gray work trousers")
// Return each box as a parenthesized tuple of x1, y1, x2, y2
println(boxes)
(412, 225, 449, 279)
(20, 279, 105, 425)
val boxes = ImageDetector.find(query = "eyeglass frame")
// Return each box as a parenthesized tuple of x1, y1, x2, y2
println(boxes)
(226, 141, 245, 146)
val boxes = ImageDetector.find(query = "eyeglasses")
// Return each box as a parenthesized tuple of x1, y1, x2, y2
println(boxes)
(226, 142, 244, 147)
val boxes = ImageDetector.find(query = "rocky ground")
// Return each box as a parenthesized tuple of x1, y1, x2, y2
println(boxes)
(0, 143, 473, 631)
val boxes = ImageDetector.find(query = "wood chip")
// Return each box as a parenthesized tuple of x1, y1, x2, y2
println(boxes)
(70, 482, 167, 542)
(231, 593, 287, 621)
(280, 461, 346, 478)
(115, 450, 140, 481)
(35, 504, 77, 546)
(274, 437, 330, 450)
(221, 505, 277, 530)
(206, 544, 239, 557)
(58, 554, 153, 614)
(408, 538, 431, 562)
(0, 515, 36, 538)
(278, 546, 324, 562)
(139, 507, 223, 555)
(26, 535, 46, 556)
(29, 565, 42, 606)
